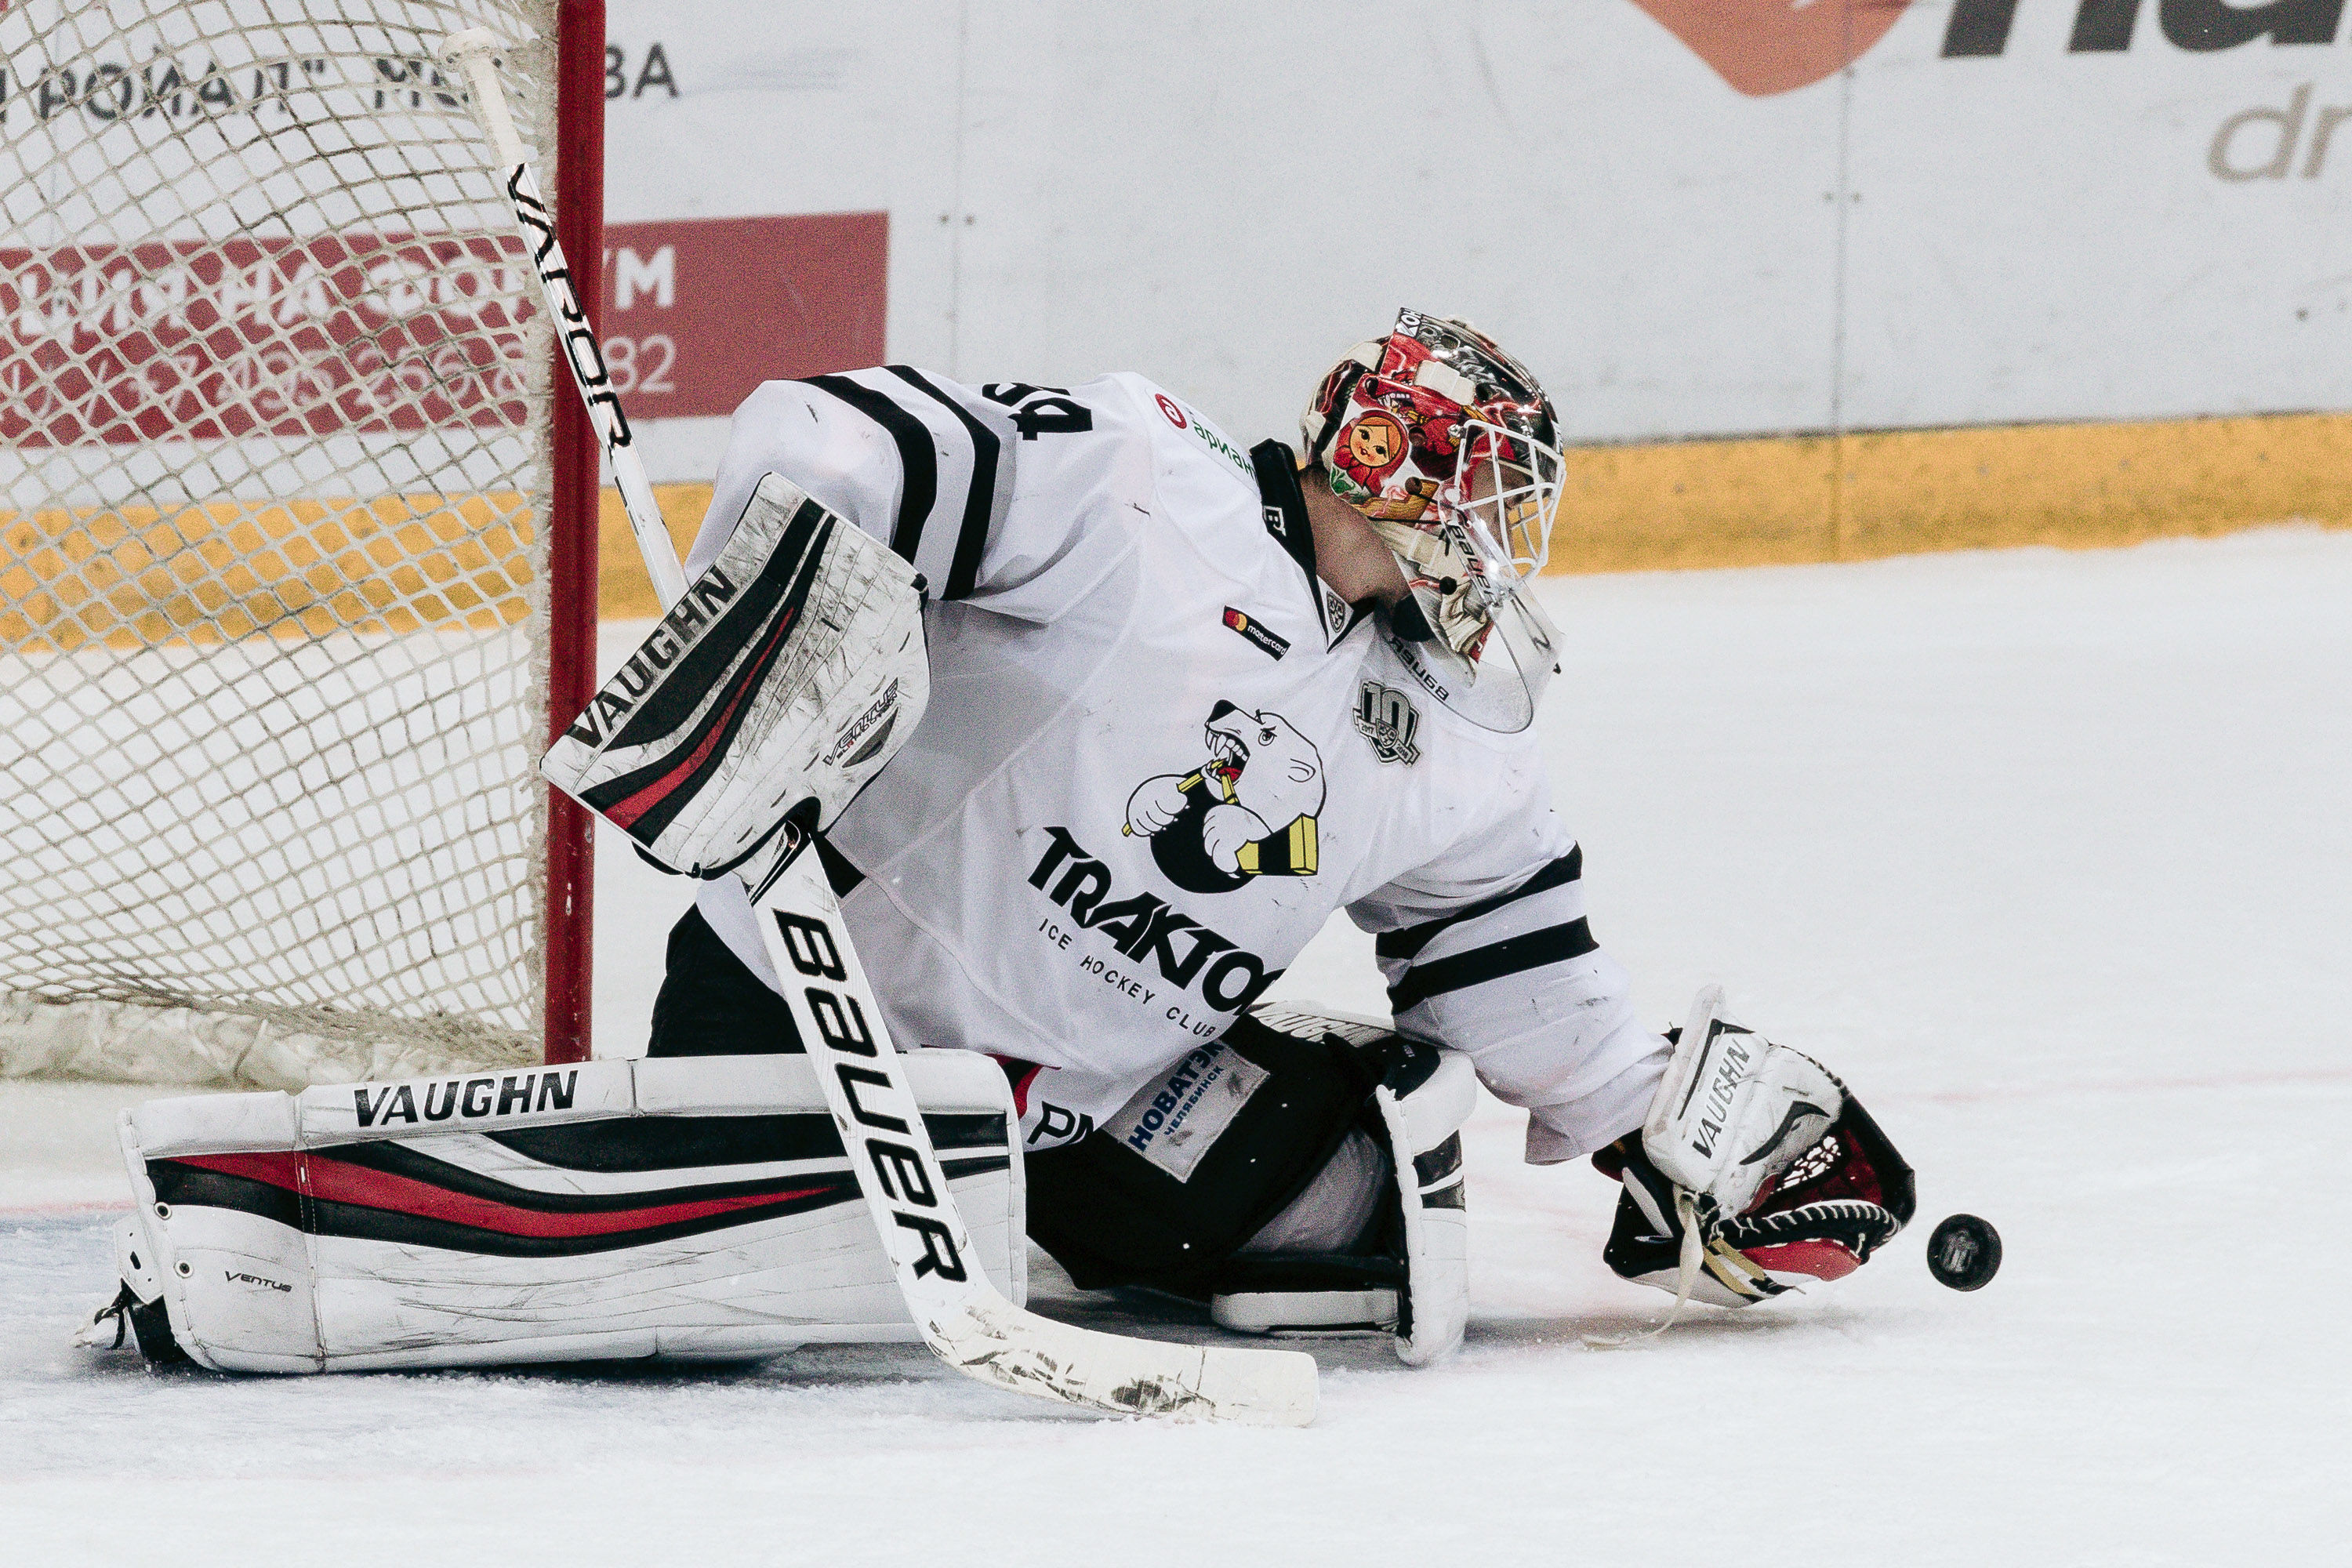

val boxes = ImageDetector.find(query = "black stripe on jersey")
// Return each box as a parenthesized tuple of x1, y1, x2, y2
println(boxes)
(804, 373, 938, 564)
(884, 365, 1000, 601)
(485, 1111, 1008, 1173)
(1374, 847, 1585, 964)
(1386, 918, 1597, 1013)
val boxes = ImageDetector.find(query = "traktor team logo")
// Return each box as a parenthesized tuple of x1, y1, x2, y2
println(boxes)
(1123, 700, 1323, 894)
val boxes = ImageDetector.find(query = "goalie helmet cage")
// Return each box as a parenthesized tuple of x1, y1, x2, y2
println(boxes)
(0, 0, 604, 1089)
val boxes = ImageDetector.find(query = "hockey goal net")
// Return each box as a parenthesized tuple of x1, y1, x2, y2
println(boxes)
(1, 0, 601, 1088)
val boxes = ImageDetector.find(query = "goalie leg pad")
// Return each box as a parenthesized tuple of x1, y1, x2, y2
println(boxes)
(1206, 1018, 1476, 1367)
(75, 1218, 191, 1363)
(92, 1054, 1021, 1373)
(1022, 1002, 1474, 1368)
(540, 470, 929, 893)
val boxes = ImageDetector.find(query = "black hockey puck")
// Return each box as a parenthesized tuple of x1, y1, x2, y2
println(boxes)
(1926, 1214, 2002, 1290)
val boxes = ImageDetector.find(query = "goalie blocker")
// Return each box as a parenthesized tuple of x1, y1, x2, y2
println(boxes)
(539, 470, 929, 895)
(85, 1054, 1021, 1371)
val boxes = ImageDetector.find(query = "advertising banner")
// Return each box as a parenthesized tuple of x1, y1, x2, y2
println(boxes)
(0, 236, 533, 445)
(9, 2, 2347, 577)
(601, 0, 2352, 468)
(598, 212, 885, 423)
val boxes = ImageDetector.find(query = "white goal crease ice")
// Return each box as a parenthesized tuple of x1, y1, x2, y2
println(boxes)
(1, 1, 597, 1089)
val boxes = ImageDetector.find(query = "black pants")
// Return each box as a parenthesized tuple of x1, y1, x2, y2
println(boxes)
(648, 906, 1390, 1292)
(647, 904, 803, 1057)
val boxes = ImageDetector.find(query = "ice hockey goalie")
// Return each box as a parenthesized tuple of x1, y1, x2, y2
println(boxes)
(89, 311, 1915, 1374)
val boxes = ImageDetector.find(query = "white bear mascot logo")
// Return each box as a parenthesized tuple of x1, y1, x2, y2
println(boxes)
(1124, 701, 1323, 894)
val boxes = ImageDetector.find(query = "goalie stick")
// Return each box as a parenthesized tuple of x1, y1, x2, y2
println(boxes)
(437, 28, 1317, 1426)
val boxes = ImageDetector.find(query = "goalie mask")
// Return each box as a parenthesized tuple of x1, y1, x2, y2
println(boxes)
(1301, 308, 1566, 734)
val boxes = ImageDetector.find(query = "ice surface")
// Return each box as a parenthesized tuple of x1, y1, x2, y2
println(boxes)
(3, 531, 2344, 1565)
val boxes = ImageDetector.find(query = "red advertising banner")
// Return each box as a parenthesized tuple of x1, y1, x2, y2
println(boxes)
(599, 212, 887, 422)
(0, 235, 535, 446)
(0, 212, 886, 445)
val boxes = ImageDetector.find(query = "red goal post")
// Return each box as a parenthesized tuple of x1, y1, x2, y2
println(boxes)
(543, 0, 602, 1068)
(0, 0, 605, 1087)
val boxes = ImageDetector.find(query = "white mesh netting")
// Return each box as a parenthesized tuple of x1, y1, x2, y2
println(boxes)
(1, 0, 568, 1089)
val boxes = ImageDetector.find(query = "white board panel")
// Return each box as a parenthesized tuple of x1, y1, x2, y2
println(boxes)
(600, 0, 2352, 475)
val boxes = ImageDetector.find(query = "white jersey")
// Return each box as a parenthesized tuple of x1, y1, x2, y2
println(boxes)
(684, 368, 1664, 1160)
